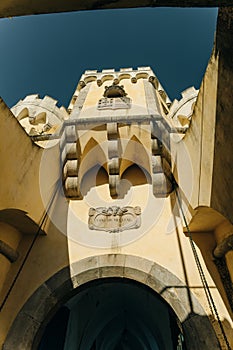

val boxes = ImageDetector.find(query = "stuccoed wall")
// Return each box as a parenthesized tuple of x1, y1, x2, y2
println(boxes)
(1, 64, 233, 349)
(171, 7, 233, 292)
(1, 8, 233, 347)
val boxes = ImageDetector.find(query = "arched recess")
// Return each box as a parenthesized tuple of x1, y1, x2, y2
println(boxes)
(78, 137, 107, 181)
(120, 135, 151, 177)
(118, 164, 151, 197)
(83, 76, 97, 84)
(136, 72, 149, 80)
(118, 73, 131, 81)
(121, 164, 151, 186)
(3, 254, 220, 350)
(100, 74, 114, 84)
(79, 164, 108, 197)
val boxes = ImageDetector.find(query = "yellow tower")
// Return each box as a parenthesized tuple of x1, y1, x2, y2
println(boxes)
(0, 65, 233, 349)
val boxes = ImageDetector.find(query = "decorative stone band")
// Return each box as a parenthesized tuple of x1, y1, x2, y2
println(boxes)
(88, 206, 141, 233)
(60, 114, 174, 199)
(0, 240, 19, 263)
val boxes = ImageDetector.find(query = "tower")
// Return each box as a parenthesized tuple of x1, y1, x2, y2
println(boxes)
(0, 65, 233, 349)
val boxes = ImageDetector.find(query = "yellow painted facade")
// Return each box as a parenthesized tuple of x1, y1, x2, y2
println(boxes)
(0, 58, 233, 349)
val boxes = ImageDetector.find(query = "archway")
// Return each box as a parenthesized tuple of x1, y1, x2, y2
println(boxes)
(38, 278, 183, 350)
(3, 254, 220, 350)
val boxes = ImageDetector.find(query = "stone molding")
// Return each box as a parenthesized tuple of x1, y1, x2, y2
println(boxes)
(3, 254, 220, 350)
(60, 116, 174, 199)
(0, 240, 19, 263)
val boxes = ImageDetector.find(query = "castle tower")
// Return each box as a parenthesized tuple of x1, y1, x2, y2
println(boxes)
(0, 65, 233, 350)
(61, 67, 175, 200)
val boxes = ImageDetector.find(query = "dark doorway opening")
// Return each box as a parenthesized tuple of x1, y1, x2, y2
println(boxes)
(38, 278, 185, 350)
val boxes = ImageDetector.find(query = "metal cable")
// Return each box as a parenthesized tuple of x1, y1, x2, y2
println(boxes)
(175, 186, 231, 350)
(0, 181, 59, 313)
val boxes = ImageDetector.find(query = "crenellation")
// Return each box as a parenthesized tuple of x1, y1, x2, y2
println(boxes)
(11, 94, 68, 147)
(1, 4, 233, 350)
(2, 58, 233, 349)
(168, 86, 198, 129)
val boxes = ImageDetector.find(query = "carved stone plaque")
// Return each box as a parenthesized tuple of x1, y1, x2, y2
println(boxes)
(88, 206, 141, 233)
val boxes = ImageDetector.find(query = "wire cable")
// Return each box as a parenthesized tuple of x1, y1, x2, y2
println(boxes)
(0, 181, 59, 313)
(175, 186, 231, 350)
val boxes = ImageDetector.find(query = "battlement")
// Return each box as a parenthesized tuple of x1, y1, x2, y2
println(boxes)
(68, 66, 171, 113)
(168, 86, 198, 129)
(11, 94, 69, 147)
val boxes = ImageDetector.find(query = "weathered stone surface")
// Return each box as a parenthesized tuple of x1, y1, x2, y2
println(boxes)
(3, 312, 40, 350)
(183, 314, 220, 350)
(3, 255, 221, 350)
(20, 284, 58, 323)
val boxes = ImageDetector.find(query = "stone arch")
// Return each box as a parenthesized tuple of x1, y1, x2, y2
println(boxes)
(3, 254, 220, 350)
(83, 75, 97, 84)
(136, 72, 149, 80)
(120, 135, 151, 176)
(78, 137, 107, 180)
(121, 163, 151, 186)
(118, 73, 131, 81)
(79, 164, 109, 197)
(100, 74, 114, 84)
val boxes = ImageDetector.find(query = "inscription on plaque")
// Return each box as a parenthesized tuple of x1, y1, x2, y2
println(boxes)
(88, 206, 141, 233)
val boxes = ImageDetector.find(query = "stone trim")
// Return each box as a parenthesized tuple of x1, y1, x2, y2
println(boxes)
(0, 240, 19, 263)
(3, 254, 220, 350)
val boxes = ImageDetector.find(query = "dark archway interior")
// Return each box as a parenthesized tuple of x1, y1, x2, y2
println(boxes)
(39, 278, 185, 350)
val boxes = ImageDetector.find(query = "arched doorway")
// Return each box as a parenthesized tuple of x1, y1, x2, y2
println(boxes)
(38, 278, 184, 350)
(4, 254, 220, 350)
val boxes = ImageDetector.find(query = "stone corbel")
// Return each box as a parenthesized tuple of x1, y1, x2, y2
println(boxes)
(64, 177, 81, 198)
(150, 129, 173, 196)
(61, 124, 81, 198)
(107, 122, 120, 198)
(0, 240, 19, 263)
(109, 175, 120, 198)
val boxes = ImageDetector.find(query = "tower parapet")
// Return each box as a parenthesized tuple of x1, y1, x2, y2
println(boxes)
(168, 86, 198, 130)
(62, 67, 175, 199)
(11, 94, 68, 148)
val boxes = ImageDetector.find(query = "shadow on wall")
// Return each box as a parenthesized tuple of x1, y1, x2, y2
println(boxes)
(3, 257, 223, 350)
(169, 190, 233, 348)
(212, 7, 233, 225)
(0, 209, 45, 235)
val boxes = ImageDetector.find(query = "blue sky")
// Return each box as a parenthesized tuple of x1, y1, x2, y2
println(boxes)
(0, 8, 218, 108)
